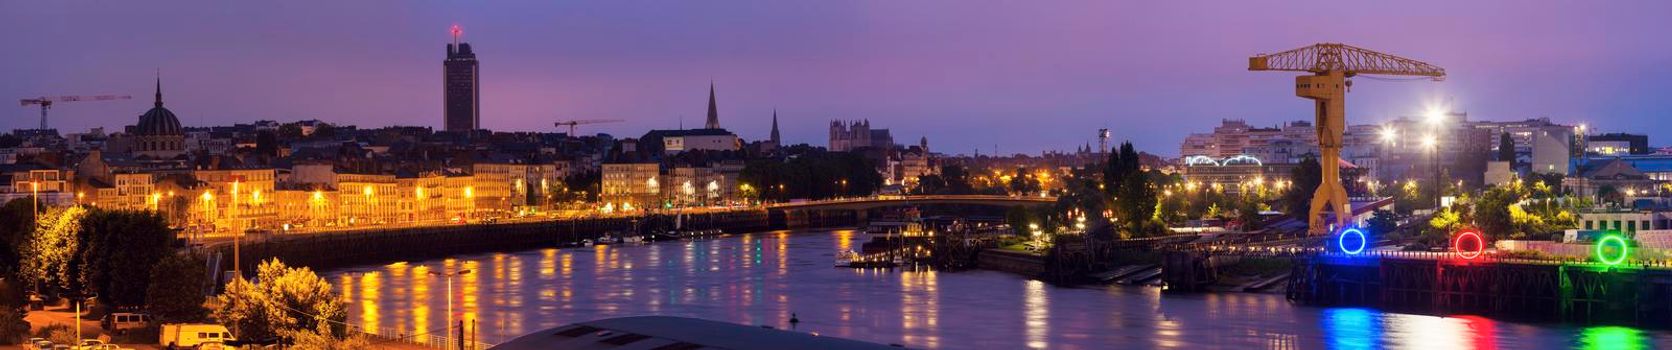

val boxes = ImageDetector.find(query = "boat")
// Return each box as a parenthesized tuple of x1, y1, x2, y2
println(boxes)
(834, 250, 897, 268)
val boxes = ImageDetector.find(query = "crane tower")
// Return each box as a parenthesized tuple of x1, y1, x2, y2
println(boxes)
(1249, 43, 1445, 235)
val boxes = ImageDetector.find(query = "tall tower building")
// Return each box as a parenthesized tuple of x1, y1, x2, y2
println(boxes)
(443, 25, 480, 132)
(705, 82, 720, 129)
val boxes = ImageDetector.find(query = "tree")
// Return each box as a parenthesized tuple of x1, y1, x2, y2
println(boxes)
(21, 206, 88, 294)
(0, 198, 39, 280)
(1104, 143, 1140, 198)
(940, 165, 973, 194)
(0, 277, 28, 344)
(1475, 185, 1520, 240)
(1285, 157, 1323, 225)
(1497, 132, 1515, 163)
(76, 210, 175, 308)
(562, 170, 601, 202)
(740, 151, 883, 201)
(1007, 167, 1042, 195)
(1103, 142, 1159, 236)
(1005, 206, 1036, 237)
(146, 253, 209, 322)
(213, 259, 349, 343)
(1366, 211, 1399, 240)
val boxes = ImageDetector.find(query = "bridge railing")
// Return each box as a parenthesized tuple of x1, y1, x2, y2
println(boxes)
(348, 323, 494, 350)
(765, 195, 1056, 209)
(1311, 250, 1672, 269)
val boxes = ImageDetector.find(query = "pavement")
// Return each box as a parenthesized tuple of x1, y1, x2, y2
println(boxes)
(19, 306, 165, 350)
(18, 307, 437, 350)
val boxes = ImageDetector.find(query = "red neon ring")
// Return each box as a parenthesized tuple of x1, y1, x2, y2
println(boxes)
(1454, 230, 1485, 259)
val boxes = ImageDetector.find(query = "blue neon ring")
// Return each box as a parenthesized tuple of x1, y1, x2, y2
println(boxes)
(1339, 228, 1367, 255)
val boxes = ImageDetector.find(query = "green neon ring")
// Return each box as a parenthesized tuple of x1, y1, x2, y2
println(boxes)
(1595, 235, 1629, 266)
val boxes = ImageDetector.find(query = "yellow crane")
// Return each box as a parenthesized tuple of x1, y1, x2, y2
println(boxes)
(1249, 43, 1445, 235)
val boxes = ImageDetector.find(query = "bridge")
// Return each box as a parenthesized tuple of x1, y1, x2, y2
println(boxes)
(765, 195, 1056, 211)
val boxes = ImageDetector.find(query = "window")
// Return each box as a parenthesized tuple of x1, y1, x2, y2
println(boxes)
(1585, 220, 1593, 230)
(1627, 221, 1636, 233)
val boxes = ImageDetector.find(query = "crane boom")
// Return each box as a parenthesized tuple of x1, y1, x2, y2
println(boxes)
(554, 119, 625, 136)
(1249, 43, 1445, 79)
(19, 94, 134, 130)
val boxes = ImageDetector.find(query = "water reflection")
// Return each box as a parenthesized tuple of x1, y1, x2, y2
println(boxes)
(1579, 326, 1647, 350)
(1024, 279, 1048, 349)
(324, 230, 1670, 349)
(1323, 308, 1380, 350)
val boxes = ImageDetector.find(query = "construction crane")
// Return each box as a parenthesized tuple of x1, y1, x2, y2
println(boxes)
(1249, 43, 1445, 235)
(20, 94, 133, 130)
(554, 119, 624, 136)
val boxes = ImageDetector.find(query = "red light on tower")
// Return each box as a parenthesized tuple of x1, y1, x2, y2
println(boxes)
(450, 24, 462, 45)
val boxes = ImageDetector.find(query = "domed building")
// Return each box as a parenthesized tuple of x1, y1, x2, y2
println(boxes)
(130, 79, 185, 159)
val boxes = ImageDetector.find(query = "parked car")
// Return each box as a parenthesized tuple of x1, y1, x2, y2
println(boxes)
(159, 323, 235, 349)
(26, 338, 52, 350)
(100, 312, 154, 334)
(69, 339, 105, 350)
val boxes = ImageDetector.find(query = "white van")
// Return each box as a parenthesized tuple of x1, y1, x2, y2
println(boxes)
(158, 324, 235, 348)
(99, 313, 154, 334)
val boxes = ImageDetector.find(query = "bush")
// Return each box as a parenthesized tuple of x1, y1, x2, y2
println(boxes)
(0, 306, 26, 344)
(34, 323, 75, 345)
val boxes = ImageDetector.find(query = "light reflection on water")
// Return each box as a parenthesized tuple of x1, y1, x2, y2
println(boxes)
(324, 229, 1670, 349)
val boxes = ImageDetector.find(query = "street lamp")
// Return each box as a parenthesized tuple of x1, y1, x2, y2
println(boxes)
(1424, 107, 1446, 126)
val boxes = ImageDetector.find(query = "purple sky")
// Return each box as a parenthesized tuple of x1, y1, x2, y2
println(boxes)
(5, 1, 1671, 156)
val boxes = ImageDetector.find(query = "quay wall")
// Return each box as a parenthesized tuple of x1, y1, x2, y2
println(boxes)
(214, 209, 858, 274)
(977, 249, 1047, 277)
(1289, 255, 1672, 328)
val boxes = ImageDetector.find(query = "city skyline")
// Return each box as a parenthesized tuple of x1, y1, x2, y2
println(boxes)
(6, 1, 1672, 156)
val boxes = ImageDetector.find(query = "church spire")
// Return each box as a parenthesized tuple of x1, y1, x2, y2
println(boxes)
(154, 75, 164, 108)
(770, 108, 781, 144)
(705, 81, 720, 129)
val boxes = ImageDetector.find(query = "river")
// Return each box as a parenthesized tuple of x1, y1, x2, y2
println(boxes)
(321, 229, 1669, 349)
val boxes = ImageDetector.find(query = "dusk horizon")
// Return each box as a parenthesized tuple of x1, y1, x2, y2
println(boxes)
(8, 1, 1672, 157)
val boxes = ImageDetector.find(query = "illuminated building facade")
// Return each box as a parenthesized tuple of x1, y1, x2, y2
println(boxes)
(601, 162, 661, 210)
(338, 173, 400, 226)
(192, 168, 278, 233)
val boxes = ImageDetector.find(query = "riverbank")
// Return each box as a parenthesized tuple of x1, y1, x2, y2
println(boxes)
(214, 209, 857, 274)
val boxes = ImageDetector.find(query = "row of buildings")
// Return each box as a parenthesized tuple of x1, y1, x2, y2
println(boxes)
(2, 83, 577, 235)
(3, 32, 948, 235)
(1175, 114, 1666, 194)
